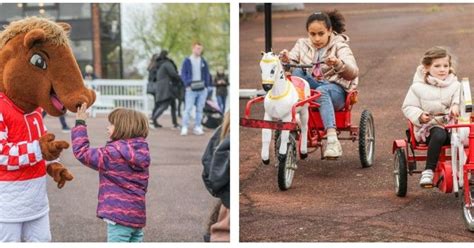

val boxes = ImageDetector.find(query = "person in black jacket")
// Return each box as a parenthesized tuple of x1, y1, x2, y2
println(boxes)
(150, 50, 182, 128)
(201, 111, 230, 242)
(213, 67, 229, 113)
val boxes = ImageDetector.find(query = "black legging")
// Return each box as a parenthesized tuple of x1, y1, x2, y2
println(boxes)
(152, 98, 178, 126)
(425, 127, 450, 171)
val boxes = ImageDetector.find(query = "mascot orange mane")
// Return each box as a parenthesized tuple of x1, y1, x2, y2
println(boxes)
(0, 17, 95, 242)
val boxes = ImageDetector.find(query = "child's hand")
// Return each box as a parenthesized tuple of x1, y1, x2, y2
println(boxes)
(76, 103, 89, 121)
(450, 104, 460, 118)
(419, 112, 431, 124)
(279, 49, 289, 63)
(326, 56, 341, 67)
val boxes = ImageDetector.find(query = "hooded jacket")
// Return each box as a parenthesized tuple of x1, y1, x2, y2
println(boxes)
(402, 65, 461, 142)
(72, 125, 150, 228)
(288, 32, 359, 91)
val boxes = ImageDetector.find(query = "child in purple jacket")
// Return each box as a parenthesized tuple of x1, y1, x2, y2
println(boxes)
(72, 103, 150, 242)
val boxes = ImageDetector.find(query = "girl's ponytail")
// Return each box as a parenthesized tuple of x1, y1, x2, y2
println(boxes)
(327, 10, 346, 34)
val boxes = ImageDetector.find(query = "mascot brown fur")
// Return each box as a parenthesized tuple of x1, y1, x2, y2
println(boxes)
(0, 17, 95, 241)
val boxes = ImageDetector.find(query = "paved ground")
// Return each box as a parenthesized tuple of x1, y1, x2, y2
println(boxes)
(240, 3, 474, 242)
(43, 113, 218, 242)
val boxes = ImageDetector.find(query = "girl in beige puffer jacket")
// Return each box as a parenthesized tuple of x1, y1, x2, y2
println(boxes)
(402, 46, 461, 188)
(280, 10, 359, 159)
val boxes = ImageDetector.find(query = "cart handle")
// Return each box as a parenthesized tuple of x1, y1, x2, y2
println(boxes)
(243, 95, 265, 119)
(291, 90, 321, 123)
(282, 62, 325, 70)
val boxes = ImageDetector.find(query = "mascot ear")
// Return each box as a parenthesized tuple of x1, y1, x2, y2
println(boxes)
(57, 22, 71, 32)
(24, 29, 46, 49)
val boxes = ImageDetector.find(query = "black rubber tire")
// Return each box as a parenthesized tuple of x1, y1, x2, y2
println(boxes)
(276, 132, 297, 191)
(359, 110, 375, 168)
(462, 178, 474, 231)
(394, 148, 408, 197)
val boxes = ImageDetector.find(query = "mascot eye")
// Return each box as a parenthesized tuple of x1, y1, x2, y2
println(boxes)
(29, 54, 47, 70)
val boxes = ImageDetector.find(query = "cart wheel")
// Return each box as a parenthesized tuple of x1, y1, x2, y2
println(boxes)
(462, 177, 474, 231)
(394, 148, 408, 197)
(276, 132, 297, 191)
(359, 110, 375, 168)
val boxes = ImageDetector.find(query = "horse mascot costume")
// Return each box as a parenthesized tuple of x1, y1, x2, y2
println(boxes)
(0, 17, 95, 241)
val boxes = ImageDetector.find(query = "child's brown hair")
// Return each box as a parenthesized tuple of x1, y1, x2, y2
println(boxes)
(421, 46, 456, 75)
(107, 108, 149, 141)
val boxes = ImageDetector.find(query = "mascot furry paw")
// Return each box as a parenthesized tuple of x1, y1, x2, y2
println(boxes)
(0, 17, 95, 242)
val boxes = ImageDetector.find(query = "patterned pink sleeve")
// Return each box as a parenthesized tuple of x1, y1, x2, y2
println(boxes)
(71, 125, 106, 171)
(0, 113, 42, 170)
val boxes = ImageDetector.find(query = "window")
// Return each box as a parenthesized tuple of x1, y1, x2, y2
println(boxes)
(70, 40, 93, 61)
(24, 9, 58, 19)
(59, 3, 91, 20)
(0, 3, 23, 21)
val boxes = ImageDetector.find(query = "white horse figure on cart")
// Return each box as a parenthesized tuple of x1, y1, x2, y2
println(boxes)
(260, 51, 311, 164)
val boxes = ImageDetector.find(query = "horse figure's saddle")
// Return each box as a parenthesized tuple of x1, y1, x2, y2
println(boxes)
(289, 76, 307, 101)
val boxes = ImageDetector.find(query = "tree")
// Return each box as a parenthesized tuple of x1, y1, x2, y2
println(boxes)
(128, 3, 229, 76)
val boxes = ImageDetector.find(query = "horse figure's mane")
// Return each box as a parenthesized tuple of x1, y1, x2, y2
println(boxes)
(261, 52, 279, 62)
(0, 16, 70, 49)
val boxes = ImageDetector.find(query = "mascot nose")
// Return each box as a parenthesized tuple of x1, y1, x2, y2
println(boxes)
(262, 84, 273, 92)
(87, 89, 96, 107)
(74, 89, 96, 109)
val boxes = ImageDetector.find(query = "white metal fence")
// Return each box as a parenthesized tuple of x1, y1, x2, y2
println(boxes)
(85, 79, 154, 117)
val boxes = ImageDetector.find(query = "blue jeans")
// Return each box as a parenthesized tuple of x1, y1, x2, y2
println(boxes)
(107, 223, 144, 242)
(216, 95, 226, 113)
(182, 88, 207, 129)
(292, 68, 346, 129)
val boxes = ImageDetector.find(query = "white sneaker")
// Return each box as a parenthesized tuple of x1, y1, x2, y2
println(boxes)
(180, 127, 188, 136)
(193, 127, 204, 135)
(420, 169, 434, 188)
(324, 140, 342, 158)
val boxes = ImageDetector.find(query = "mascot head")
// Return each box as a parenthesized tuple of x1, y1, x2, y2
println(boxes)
(0, 16, 96, 116)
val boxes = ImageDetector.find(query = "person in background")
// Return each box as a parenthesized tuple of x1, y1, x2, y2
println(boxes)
(83, 64, 98, 80)
(180, 41, 212, 136)
(213, 66, 229, 113)
(150, 50, 181, 129)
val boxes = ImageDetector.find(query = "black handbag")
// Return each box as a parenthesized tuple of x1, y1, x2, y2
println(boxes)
(190, 80, 205, 91)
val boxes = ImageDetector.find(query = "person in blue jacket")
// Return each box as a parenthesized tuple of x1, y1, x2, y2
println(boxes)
(180, 42, 212, 136)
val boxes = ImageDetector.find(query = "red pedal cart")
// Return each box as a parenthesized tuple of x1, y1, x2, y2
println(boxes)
(240, 64, 375, 191)
(392, 120, 474, 231)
